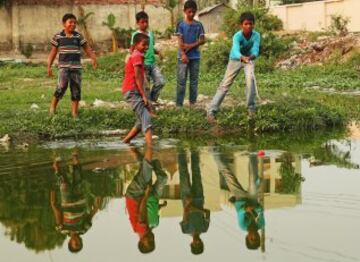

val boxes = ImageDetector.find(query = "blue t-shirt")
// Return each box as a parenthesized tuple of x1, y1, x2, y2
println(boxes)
(229, 30, 261, 60)
(234, 199, 265, 231)
(175, 20, 205, 60)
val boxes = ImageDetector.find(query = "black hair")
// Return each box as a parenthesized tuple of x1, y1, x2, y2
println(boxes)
(245, 233, 260, 250)
(62, 13, 77, 24)
(133, 33, 149, 45)
(68, 237, 83, 253)
(184, 0, 197, 11)
(136, 11, 149, 22)
(190, 241, 204, 255)
(138, 231, 155, 254)
(239, 11, 255, 24)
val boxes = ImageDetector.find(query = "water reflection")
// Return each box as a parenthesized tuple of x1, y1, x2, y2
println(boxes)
(178, 148, 210, 255)
(125, 146, 167, 254)
(0, 138, 359, 259)
(214, 149, 264, 251)
(50, 150, 102, 253)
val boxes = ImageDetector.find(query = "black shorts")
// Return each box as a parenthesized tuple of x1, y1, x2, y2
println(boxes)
(54, 68, 82, 101)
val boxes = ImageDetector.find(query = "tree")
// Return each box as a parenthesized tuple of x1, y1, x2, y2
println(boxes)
(102, 13, 119, 52)
(77, 6, 95, 48)
(160, 0, 178, 29)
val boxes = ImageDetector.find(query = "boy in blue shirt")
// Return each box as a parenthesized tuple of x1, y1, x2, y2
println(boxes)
(208, 12, 260, 122)
(175, 0, 205, 107)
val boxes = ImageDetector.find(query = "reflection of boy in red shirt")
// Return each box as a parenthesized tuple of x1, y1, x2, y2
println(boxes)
(125, 146, 167, 254)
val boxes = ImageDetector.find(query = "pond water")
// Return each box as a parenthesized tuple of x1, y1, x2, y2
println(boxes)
(0, 135, 359, 262)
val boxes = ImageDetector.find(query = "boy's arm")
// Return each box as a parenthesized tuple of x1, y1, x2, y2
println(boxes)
(134, 65, 148, 106)
(83, 44, 97, 69)
(50, 191, 62, 225)
(47, 46, 58, 77)
(249, 33, 261, 60)
(175, 22, 189, 64)
(231, 32, 242, 61)
(177, 36, 189, 64)
(139, 187, 151, 222)
(90, 196, 102, 218)
(183, 35, 205, 50)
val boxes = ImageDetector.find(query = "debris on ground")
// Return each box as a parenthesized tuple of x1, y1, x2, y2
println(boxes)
(0, 134, 11, 144)
(277, 33, 360, 70)
(30, 103, 40, 110)
(99, 129, 128, 136)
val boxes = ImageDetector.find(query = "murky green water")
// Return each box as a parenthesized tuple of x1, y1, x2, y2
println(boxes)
(0, 135, 359, 262)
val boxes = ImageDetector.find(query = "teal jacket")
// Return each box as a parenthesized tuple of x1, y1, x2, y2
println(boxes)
(229, 30, 261, 60)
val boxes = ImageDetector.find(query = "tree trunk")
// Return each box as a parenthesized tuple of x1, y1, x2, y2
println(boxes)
(111, 31, 118, 53)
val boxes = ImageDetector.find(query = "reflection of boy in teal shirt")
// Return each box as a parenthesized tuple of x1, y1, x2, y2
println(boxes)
(214, 150, 264, 250)
(131, 11, 165, 102)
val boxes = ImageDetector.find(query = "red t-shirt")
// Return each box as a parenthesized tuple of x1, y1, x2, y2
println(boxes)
(125, 197, 148, 237)
(122, 50, 145, 94)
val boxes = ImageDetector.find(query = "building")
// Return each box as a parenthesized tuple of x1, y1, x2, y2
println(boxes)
(269, 0, 360, 32)
(0, 0, 181, 52)
(198, 3, 232, 33)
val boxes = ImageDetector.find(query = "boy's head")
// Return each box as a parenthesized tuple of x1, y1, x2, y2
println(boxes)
(62, 13, 77, 32)
(190, 234, 204, 255)
(239, 12, 255, 35)
(68, 234, 83, 253)
(245, 230, 260, 250)
(136, 11, 149, 31)
(133, 33, 149, 53)
(138, 231, 155, 254)
(183, 0, 197, 21)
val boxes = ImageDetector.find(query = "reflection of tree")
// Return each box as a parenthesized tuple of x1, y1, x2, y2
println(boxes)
(278, 152, 304, 194)
(0, 173, 65, 252)
(310, 141, 359, 169)
(0, 160, 121, 252)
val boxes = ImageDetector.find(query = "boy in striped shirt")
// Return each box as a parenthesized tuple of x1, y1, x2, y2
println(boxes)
(48, 13, 97, 118)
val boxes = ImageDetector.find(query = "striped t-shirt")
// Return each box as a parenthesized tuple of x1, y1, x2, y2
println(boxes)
(51, 30, 87, 69)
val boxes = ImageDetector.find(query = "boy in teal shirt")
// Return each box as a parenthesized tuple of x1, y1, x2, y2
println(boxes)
(208, 12, 260, 122)
(131, 11, 165, 103)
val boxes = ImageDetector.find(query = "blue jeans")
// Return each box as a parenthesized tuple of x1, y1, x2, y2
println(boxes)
(208, 60, 257, 115)
(176, 59, 200, 106)
(145, 64, 165, 102)
(124, 91, 152, 134)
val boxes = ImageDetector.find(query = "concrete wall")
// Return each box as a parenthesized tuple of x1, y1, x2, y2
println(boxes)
(0, 7, 12, 50)
(270, 0, 360, 32)
(0, 3, 173, 52)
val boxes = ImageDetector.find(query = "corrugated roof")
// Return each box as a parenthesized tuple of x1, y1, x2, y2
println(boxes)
(198, 3, 231, 16)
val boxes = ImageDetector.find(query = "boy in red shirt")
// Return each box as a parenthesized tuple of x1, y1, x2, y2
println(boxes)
(122, 33, 154, 146)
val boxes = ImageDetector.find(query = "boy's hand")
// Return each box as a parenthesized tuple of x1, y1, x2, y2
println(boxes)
(143, 95, 149, 106)
(181, 53, 189, 64)
(241, 56, 250, 64)
(47, 67, 53, 77)
(180, 43, 189, 50)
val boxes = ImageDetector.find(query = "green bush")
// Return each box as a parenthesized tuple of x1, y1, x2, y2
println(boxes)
(329, 14, 350, 36)
(86, 52, 126, 80)
(202, 39, 232, 73)
(21, 43, 34, 59)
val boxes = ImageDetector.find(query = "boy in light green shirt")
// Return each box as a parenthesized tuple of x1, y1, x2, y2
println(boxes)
(131, 11, 165, 103)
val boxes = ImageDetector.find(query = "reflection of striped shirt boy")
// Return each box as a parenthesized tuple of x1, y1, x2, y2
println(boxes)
(56, 166, 92, 235)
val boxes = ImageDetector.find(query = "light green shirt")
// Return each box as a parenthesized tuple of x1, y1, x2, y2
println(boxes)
(131, 30, 155, 66)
